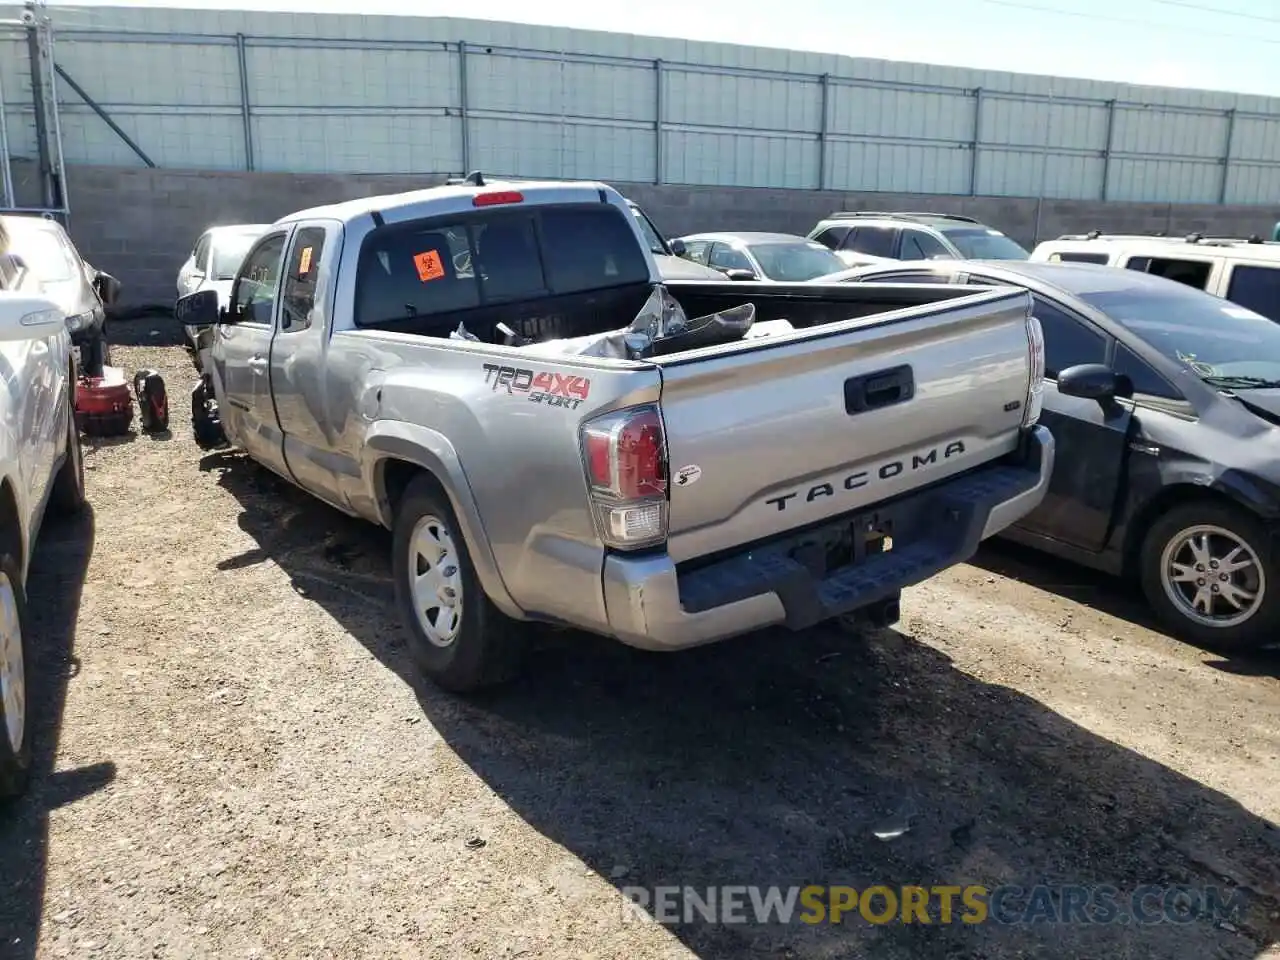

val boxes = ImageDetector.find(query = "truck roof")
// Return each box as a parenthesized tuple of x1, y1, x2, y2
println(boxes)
(277, 179, 619, 227)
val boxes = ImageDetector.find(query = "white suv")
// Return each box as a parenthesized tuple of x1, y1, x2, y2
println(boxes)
(1029, 232, 1280, 324)
(806, 211, 1030, 268)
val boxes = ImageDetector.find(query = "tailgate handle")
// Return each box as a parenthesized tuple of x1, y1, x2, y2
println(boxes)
(845, 365, 915, 414)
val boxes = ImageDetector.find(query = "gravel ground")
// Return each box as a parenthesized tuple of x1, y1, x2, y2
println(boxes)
(1, 317, 1278, 960)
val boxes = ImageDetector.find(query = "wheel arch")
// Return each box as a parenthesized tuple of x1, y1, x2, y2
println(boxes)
(1122, 482, 1269, 577)
(0, 477, 26, 583)
(364, 429, 521, 619)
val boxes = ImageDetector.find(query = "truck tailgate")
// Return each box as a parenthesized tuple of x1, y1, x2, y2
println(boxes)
(655, 287, 1034, 563)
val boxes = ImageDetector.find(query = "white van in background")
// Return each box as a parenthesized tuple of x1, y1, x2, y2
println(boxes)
(1029, 232, 1280, 323)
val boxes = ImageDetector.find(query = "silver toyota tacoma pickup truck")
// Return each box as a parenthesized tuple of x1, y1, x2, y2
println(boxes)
(175, 177, 1054, 693)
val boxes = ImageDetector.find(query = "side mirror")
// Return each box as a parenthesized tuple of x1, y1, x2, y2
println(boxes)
(175, 289, 221, 329)
(0, 293, 66, 342)
(1056, 363, 1133, 407)
(93, 271, 122, 306)
(724, 268, 758, 281)
(668, 238, 687, 257)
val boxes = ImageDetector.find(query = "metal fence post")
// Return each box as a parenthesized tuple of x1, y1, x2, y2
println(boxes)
(653, 58, 663, 185)
(235, 33, 254, 171)
(458, 41, 471, 175)
(1218, 108, 1235, 205)
(25, 13, 55, 208)
(969, 87, 982, 196)
(816, 73, 829, 191)
(1100, 99, 1116, 201)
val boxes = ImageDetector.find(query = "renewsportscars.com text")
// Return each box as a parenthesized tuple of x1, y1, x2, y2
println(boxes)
(620, 884, 1247, 927)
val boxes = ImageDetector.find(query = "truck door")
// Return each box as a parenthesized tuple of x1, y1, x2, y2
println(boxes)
(214, 228, 290, 466)
(267, 220, 348, 504)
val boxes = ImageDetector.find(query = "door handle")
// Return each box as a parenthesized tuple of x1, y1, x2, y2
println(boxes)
(247, 356, 268, 374)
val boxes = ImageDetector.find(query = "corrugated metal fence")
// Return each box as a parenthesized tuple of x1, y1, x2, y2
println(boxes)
(4, 5, 1280, 206)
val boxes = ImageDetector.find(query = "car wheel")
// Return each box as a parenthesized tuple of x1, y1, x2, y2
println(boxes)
(50, 382, 86, 515)
(1140, 501, 1280, 650)
(0, 554, 32, 800)
(392, 475, 525, 693)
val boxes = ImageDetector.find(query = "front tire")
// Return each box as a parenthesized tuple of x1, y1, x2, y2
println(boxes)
(392, 476, 525, 693)
(0, 554, 33, 801)
(1140, 501, 1280, 651)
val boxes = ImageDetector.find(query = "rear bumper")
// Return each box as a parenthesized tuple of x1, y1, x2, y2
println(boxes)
(602, 424, 1054, 651)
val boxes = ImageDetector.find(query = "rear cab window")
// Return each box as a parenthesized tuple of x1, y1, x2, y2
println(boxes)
(353, 202, 652, 339)
(1224, 263, 1280, 323)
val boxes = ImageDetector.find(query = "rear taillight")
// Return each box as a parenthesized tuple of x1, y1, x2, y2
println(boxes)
(580, 404, 669, 549)
(1023, 313, 1045, 427)
(472, 190, 524, 207)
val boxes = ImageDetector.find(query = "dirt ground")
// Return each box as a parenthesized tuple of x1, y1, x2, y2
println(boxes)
(1, 317, 1278, 960)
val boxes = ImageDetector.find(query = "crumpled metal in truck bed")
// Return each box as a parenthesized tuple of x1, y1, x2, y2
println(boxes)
(449, 284, 788, 360)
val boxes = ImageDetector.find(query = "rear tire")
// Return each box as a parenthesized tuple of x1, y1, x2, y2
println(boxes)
(1139, 501, 1280, 651)
(0, 554, 33, 801)
(50, 382, 85, 516)
(392, 475, 525, 693)
(191, 379, 226, 449)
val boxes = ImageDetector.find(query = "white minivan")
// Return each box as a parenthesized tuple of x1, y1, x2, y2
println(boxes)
(1030, 232, 1280, 323)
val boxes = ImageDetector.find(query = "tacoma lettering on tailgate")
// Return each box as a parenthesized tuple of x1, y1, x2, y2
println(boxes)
(482, 363, 592, 410)
(766, 440, 967, 512)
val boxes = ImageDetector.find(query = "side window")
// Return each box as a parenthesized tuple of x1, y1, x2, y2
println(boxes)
(229, 232, 288, 326)
(1125, 256, 1212, 290)
(194, 236, 211, 274)
(900, 230, 952, 261)
(685, 241, 711, 264)
(844, 226, 898, 258)
(812, 226, 850, 251)
(1030, 297, 1108, 379)
(1225, 265, 1280, 323)
(280, 227, 327, 333)
(1048, 251, 1110, 265)
(1111, 342, 1184, 401)
(863, 271, 950, 284)
(707, 243, 753, 272)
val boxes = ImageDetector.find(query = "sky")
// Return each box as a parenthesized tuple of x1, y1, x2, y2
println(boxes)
(46, 0, 1280, 98)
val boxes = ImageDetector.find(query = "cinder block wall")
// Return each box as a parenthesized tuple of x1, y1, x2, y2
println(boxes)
(9, 161, 1279, 310)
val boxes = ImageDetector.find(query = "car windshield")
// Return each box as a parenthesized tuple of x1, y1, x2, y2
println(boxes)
(943, 227, 1029, 260)
(4, 218, 79, 283)
(629, 207, 667, 255)
(1077, 285, 1280, 386)
(747, 241, 846, 281)
(213, 231, 265, 279)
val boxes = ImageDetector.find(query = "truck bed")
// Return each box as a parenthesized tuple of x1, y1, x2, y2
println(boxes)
(653, 281, 1037, 563)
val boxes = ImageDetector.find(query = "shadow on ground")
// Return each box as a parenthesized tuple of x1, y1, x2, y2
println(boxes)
(0, 506, 114, 959)
(970, 538, 1280, 677)
(207, 455, 1280, 959)
(107, 308, 187, 349)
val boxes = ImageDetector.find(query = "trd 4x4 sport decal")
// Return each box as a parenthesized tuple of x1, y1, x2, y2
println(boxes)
(482, 363, 592, 410)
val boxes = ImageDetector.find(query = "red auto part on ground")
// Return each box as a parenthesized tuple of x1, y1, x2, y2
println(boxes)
(75, 365, 134, 437)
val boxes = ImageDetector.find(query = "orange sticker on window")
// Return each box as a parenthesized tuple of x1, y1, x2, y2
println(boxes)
(413, 249, 445, 282)
(298, 246, 313, 275)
